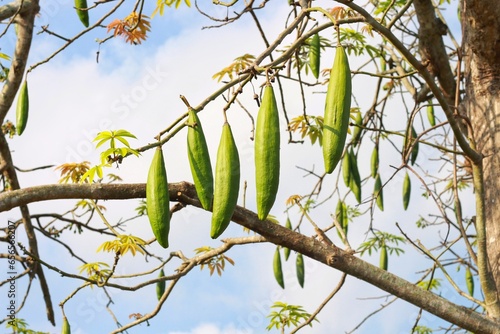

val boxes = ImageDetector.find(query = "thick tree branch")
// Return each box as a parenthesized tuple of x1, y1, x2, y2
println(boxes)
(2, 181, 500, 332)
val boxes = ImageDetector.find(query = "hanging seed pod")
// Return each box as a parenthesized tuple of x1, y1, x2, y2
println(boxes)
(255, 84, 280, 220)
(16, 80, 29, 136)
(211, 122, 240, 239)
(146, 146, 170, 248)
(187, 109, 214, 211)
(402, 171, 411, 210)
(322, 46, 352, 174)
(273, 247, 284, 289)
(374, 173, 384, 211)
(296, 253, 305, 288)
(156, 268, 165, 300)
(309, 33, 320, 79)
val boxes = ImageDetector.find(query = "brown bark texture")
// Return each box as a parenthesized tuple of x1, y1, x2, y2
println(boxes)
(463, 0, 500, 315)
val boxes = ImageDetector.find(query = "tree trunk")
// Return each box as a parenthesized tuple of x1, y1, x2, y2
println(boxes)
(463, 0, 500, 317)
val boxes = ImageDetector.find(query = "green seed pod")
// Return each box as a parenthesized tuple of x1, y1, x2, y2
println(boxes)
(283, 218, 292, 261)
(374, 173, 384, 211)
(74, 0, 89, 27)
(16, 80, 29, 136)
(255, 84, 280, 221)
(371, 146, 379, 178)
(296, 253, 305, 288)
(403, 171, 411, 210)
(465, 267, 474, 296)
(146, 147, 170, 248)
(404, 125, 419, 165)
(309, 33, 320, 79)
(273, 247, 284, 289)
(322, 46, 352, 174)
(61, 316, 71, 334)
(348, 148, 362, 204)
(211, 122, 240, 239)
(351, 111, 362, 147)
(156, 268, 165, 301)
(410, 126, 419, 165)
(380, 245, 388, 271)
(427, 105, 436, 127)
(342, 150, 351, 187)
(187, 109, 214, 210)
(336, 200, 348, 234)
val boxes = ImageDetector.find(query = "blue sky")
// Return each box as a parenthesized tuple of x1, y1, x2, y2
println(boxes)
(0, 0, 475, 333)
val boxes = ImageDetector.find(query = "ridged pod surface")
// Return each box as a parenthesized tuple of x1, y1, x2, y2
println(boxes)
(16, 80, 29, 136)
(255, 84, 280, 220)
(74, 0, 89, 27)
(211, 122, 240, 239)
(322, 46, 351, 174)
(146, 147, 170, 248)
(187, 109, 214, 210)
(309, 33, 320, 79)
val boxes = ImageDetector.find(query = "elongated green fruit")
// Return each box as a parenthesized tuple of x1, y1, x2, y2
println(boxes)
(283, 218, 292, 261)
(404, 126, 419, 165)
(410, 126, 419, 165)
(348, 149, 361, 204)
(374, 173, 384, 211)
(371, 146, 379, 178)
(342, 150, 351, 187)
(147, 147, 170, 248)
(156, 268, 165, 301)
(62, 316, 71, 334)
(351, 111, 362, 147)
(211, 122, 240, 239)
(403, 171, 411, 210)
(336, 200, 347, 233)
(465, 267, 474, 296)
(322, 46, 351, 174)
(16, 80, 29, 136)
(296, 253, 305, 288)
(309, 33, 320, 79)
(273, 247, 284, 289)
(74, 0, 89, 27)
(427, 105, 436, 127)
(187, 109, 214, 210)
(255, 84, 280, 221)
(380, 245, 388, 271)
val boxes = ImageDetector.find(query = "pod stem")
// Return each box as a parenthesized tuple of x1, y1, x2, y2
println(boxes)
(180, 95, 193, 110)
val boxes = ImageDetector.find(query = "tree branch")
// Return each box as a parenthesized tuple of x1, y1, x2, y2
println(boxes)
(3, 181, 500, 332)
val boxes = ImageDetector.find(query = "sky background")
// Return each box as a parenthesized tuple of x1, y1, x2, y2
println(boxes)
(0, 0, 473, 333)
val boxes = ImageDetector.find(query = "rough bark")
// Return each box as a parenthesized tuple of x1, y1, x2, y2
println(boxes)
(2, 182, 500, 333)
(463, 0, 500, 318)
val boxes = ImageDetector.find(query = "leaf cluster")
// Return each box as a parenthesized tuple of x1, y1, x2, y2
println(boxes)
(194, 246, 235, 276)
(97, 235, 147, 256)
(266, 301, 318, 330)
